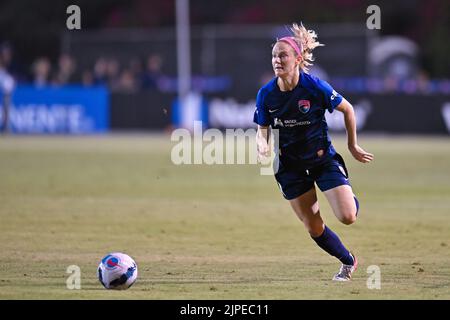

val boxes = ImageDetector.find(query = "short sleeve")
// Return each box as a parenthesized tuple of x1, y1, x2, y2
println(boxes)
(253, 88, 271, 126)
(315, 78, 343, 113)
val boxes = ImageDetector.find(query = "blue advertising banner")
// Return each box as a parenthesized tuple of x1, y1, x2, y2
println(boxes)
(0, 86, 109, 134)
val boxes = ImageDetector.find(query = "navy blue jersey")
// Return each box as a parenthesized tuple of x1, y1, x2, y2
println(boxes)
(253, 72, 343, 170)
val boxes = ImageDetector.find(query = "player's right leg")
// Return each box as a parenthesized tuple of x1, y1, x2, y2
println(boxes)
(288, 187, 324, 237)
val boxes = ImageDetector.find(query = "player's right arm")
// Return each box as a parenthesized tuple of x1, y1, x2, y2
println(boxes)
(253, 88, 271, 162)
(256, 125, 270, 161)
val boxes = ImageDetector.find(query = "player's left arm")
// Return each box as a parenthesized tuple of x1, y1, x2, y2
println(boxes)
(336, 98, 374, 163)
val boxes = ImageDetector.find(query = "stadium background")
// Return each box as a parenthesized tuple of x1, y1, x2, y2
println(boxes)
(1, 0, 449, 133)
(0, 0, 449, 300)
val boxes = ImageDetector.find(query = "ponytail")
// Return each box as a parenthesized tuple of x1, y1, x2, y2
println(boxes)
(288, 23, 324, 73)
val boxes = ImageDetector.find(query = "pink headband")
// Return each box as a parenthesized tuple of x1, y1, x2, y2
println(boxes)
(279, 37, 302, 57)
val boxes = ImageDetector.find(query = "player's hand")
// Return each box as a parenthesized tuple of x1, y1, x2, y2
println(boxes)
(256, 132, 270, 163)
(349, 144, 374, 163)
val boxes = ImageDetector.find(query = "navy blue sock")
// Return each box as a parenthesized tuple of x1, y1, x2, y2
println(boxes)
(312, 225, 354, 265)
(354, 196, 360, 217)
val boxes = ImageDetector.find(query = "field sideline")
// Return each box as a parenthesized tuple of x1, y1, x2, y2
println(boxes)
(0, 134, 449, 299)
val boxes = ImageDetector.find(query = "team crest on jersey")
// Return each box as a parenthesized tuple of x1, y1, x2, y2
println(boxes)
(298, 100, 311, 113)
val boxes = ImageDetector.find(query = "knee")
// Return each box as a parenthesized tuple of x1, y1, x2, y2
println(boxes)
(339, 212, 357, 225)
(337, 198, 359, 225)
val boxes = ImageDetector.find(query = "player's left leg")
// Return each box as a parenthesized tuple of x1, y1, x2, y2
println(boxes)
(315, 153, 360, 225)
(314, 155, 359, 280)
(323, 185, 358, 225)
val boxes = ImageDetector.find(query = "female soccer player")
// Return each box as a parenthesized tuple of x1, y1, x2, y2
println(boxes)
(254, 23, 374, 281)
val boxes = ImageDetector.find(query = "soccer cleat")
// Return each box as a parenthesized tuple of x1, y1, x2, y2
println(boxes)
(332, 253, 358, 281)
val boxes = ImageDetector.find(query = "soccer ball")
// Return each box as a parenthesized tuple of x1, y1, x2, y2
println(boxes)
(97, 252, 138, 290)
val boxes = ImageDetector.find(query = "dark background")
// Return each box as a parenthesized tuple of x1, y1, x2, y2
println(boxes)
(1, 0, 449, 133)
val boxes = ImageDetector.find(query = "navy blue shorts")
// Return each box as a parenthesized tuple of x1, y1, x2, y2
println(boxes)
(274, 153, 351, 200)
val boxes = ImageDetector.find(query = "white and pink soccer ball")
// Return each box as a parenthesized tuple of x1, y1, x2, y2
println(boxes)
(97, 252, 138, 290)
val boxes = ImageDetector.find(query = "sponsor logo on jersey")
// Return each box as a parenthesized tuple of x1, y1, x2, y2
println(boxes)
(274, 118, 310, 128)
(331, 90, 339, 101)
(274, 118, 284, 127)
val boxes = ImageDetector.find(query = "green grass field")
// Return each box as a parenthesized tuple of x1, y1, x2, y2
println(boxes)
(0, 134, 449, 299)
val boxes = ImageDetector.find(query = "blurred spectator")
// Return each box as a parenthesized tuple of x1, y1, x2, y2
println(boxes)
(0, 55, 15, 133)
(81, 69, 94, 87)
(383, 75, 400, 93)
(0, 43, 12, 69)
(53, 53, 77, 86)
(31, 57, 51, 87)
(115, 69, 139, 93)
(105, 58, 120, 88)
(141, 54, 164, 90)
(128, 57, 143, 77)
(0, 42, 23, 81)
(127, 57, 144, 89)
(416, 70, 431, 94)
(93, 57, 108, 85)
(0, 54, 15, 94)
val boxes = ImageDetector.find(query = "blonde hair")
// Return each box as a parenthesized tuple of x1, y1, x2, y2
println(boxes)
(287, 23, 324, 73)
